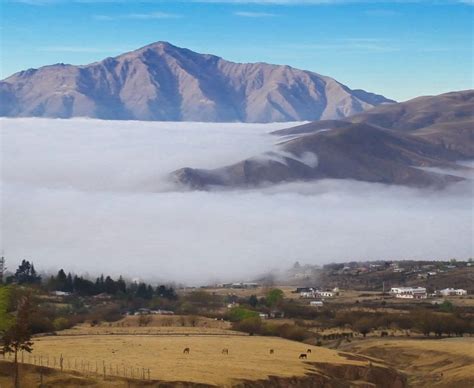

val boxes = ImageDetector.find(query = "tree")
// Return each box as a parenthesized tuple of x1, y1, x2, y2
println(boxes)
(354, 318, 372, 338)
(232, 317, 262, 336)
(439, 300, 454, 313)
(266, 289, 284, 308)
(2, 294, 34, 388)
(116, 276, 127, 294)
(0, 286, 14, 333)
(136, 283, 153, 299)
(56, 269, 67, 291)
(65, 273, 73, 292)
(228, 307, 259, 322)
(248, 294, 258, 308)
(104, 276, 118, 295)
(13, 260, 41, 285)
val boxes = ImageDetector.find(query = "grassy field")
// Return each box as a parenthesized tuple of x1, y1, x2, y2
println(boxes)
(56, 315, 236, 336)
(21, 334, 368, 386)
(341, 337, 474, 388)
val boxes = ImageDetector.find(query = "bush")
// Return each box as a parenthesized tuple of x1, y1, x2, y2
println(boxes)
(228, 307, 259, 322)
(53, 317, 71, 331)
(138, 315, 153, 327)
(354, 318, 372, 338)
(29, 314, 54, 334)
(232, 317, 262, 335)
(276, 324, 311, 342)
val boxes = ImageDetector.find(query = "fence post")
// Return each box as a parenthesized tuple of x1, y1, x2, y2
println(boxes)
(60, 354, 64, 371)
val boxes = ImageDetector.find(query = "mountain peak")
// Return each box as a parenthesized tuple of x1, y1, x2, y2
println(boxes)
(0, 42, 394, 122)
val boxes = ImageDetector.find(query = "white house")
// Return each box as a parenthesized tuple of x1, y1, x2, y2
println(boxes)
(439, 288, 467, 296)
(318, 291, 334, 298)
(390, 287, 427, 299)
(300, 291, 315, 298)
(310, 301, 323, 307)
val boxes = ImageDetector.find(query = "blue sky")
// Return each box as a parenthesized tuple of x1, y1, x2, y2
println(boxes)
(0, 0, 472, 101)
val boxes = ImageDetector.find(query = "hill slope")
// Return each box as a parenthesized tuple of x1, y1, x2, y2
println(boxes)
(172, 90, 474, 188)
(0, 41, 393, 122)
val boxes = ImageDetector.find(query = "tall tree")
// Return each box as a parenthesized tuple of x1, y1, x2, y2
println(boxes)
(2, 293, 34, 388)
(13, 260, 41, 285)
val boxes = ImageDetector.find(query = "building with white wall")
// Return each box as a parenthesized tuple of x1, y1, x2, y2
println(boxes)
(390, 287, 427, 299)
(438, 288, 467, 296)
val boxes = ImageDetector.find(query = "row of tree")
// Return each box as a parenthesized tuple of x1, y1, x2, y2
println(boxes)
(4, 260, 177, 300)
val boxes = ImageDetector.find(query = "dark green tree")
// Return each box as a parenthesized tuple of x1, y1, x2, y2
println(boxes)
(13, 260, 41, 285)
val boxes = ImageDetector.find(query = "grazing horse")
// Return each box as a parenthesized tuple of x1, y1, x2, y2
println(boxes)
(183, 347, 190, 354)
(306, 349, 312, 354)
(269, 349, 274, 354)
(299, 353, 307, 359)
(222, 348, 229, 355)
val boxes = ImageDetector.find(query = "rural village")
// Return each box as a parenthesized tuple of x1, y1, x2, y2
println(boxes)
(0, 257, 473, 387)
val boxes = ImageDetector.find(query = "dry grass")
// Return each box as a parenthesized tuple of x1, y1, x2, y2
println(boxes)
(197, 286, 299, 300)
(56, 315, 235, 336)
(27, 334, 364, 386)
(341, 337, 474, 388)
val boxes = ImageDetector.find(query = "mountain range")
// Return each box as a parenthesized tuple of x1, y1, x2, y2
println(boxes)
(172, 90, 474, 189)
(0, 41, 393, 122)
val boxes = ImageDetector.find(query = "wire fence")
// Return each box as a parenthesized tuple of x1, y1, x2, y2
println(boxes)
(2, 351, 152, 381)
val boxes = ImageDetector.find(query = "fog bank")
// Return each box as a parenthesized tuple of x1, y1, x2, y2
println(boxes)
(1, 118, 472, 284)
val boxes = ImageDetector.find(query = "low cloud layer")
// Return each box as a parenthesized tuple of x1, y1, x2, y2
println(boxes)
(1, 118, 472, 284)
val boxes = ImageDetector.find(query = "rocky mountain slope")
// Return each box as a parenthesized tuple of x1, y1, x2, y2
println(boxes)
(172, 90, 474, 189)
(0, 41, 393, 122)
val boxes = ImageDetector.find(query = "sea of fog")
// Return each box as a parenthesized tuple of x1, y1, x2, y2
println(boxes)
(1, 118, 473, 284)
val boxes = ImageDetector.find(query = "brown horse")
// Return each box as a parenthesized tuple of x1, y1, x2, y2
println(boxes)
(306, 349, 312, 353)
(299, 353, 307, 359)
(269, 349, 274, 354)
(222, 348, 229, 355)
(183, 348, 190, 354)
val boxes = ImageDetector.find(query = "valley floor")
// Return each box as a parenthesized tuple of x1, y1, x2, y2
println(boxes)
(340, 337, 474, 388)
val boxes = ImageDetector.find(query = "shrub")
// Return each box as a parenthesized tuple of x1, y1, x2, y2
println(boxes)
(276, 324, 311, 342)
(29, 314, 54, 334)
(138, 315, 153, 327)
(228, 307, 259, 322)
(53, 317, 71, 331)
(232, 317, 262, 335)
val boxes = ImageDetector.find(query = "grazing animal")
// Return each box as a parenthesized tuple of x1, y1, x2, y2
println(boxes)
(183, 347, 190, 354)
(299, 353, 307, 359)
(222, 348, 229, 355)
(269, 349, 274, 354)
(381, 331, 389, 337)
(307, 349, 312, 353)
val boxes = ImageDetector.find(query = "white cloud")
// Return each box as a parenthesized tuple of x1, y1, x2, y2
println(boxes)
(234, 11, 277, 16)
(93, 12, 182, 20)
(1, 118, 472, 284)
